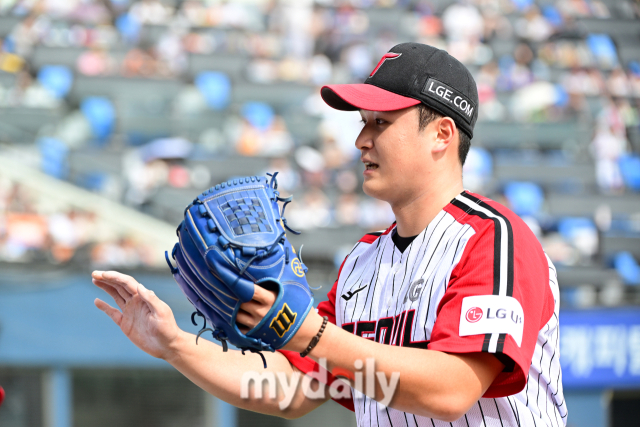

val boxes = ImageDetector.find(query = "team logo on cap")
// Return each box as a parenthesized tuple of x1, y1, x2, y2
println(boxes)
(369, 52, 402, 77)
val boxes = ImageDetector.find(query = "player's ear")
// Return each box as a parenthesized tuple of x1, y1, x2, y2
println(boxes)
(431, 116, 456, 154)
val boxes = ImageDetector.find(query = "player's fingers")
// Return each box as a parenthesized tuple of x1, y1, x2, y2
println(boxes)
(92, 272, 133, 303)
(239, 299, 270, 319)
(94, 298, 123, 326)
(93, 279, 126, 309)
(137, 283, 164, 315)
(94, 270, 139, 297)
(236, 308, 258, 330)
(252, 285, 277, 307)
(93, 277, 132, 305)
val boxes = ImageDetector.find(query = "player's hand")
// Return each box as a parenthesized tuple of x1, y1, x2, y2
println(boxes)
(235, 285, 277, 334)
(92, 270, 180, 360)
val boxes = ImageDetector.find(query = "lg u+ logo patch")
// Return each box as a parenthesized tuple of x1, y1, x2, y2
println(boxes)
(459, 295, 524, 346)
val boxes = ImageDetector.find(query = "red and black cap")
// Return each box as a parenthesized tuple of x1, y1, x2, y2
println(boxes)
(321, 42, 479, 139)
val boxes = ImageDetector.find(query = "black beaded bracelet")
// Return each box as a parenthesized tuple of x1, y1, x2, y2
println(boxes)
(300, 316, 328, 358)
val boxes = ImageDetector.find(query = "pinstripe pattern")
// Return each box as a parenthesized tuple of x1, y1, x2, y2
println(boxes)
(334, 193, 566, 427)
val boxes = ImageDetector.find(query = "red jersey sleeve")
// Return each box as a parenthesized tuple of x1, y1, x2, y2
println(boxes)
(278, 256, 354, 412)
(429, 193, 554, 398)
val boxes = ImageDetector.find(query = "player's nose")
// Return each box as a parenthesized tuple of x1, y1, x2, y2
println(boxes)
(355, 127, 374, 152)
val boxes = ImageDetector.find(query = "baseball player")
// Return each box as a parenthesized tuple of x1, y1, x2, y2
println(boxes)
(93, 43, 566, 426)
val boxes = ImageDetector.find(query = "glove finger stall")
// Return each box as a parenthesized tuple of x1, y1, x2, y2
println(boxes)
(173, 242, 235, 321)
(177, 222, 241, 309)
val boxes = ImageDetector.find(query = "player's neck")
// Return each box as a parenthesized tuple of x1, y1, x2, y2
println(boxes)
(392, 179, 463, 238)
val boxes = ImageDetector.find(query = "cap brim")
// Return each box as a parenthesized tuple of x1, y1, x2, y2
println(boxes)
(321, 84, 421, 112)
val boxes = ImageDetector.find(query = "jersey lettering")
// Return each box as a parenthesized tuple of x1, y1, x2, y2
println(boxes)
(343, 309, 430, 349)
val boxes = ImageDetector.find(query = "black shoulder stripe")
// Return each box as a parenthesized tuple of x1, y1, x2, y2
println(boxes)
(497, 333, 507, 354)
(451, 198, 502, 295)
(366, 231, 383, 237)
(453, 193, 516, 355)
(459, 192, 515, 297)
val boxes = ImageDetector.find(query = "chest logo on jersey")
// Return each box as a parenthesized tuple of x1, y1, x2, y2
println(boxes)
(459, 295, 524, 346)
(341, 285, 367, 301)
(341, 309, 429, 349)
(403, 279, 425, 303)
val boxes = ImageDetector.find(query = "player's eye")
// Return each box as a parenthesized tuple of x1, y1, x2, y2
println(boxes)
(375, 118, 386, 125)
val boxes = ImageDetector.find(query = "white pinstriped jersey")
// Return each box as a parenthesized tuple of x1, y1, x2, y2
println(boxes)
(283, 191, 567, 426)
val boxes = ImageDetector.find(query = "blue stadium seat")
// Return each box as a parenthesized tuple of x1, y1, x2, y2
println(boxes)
(504, 182, 544, 217)
(37, 65, 73, 99)
(557, 217, 597, 241)
(115, 13, 141, 44)
(195, 71, 231, 111)
(542, 5, 563, 27)
(613, 251, 640, 285)
(619, 155, 640, 191)
(467, 147, 493, 176)
(241, 102, 274, 132)
(76, 172, 108, 192)
(511, 0, 533, 12)
(139, 137, 193, 162)
(586, 34, 619, 67)
(38, 137, 68, 179)
(80, 97, 115, 144)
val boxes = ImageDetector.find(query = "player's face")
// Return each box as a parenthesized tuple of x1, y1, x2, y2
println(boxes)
(356, 107, 442, 207)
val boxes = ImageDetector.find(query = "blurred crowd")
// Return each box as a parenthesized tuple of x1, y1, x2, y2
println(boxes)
(0, 178, 157, 268)
(0, 0, 639, 273)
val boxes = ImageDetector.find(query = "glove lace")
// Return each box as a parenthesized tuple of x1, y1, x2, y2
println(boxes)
(242, 348, 268, 369)
(236, 231, 288, 278)
(192, 310, 229, 351)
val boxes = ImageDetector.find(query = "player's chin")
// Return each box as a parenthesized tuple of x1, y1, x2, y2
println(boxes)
(362, 179, 391, 202)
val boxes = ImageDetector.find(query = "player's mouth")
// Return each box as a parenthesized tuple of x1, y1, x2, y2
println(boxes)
(364, 162, 379, 170)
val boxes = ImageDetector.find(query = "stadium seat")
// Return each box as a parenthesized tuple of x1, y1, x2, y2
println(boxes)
(619, 155, 640, 191)
(195, 71, 231, 110)
(542, 5, 563, 27)
(613, 251, 640, 285)
(37, 65, 73, 99)
(240, 102, 274, 132)
(115, 13, 141, 44)
(504, 182, 544, 217)
(463, 147, 493, 192)
(586, 34, 619, 68)
(558, 217, 597, 240)
(511, 0, 533, 12)
(75, 172, 108, 192)
(80, 97, 115, 144)
(38, 137, 68, 179)
(139, 137, 193, 162)
(558, 217, 599, 258)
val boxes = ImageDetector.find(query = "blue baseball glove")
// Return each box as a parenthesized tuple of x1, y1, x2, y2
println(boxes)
(165, 173, 314, 367)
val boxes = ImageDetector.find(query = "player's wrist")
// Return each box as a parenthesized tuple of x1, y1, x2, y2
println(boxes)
(283, 309, 324, 353)
(161, 329, 190, 364)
